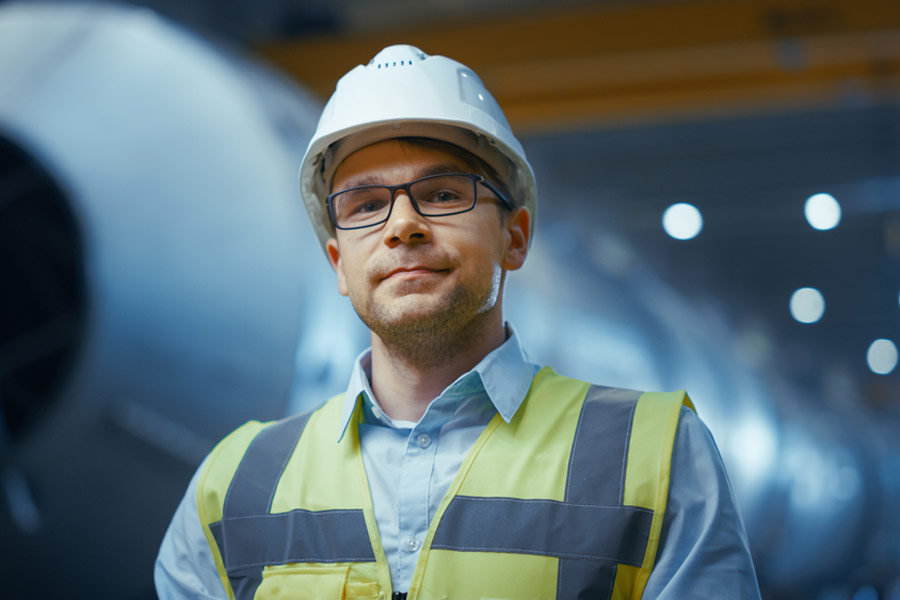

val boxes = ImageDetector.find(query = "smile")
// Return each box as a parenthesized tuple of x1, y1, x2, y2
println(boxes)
(383, 267, 447, 280)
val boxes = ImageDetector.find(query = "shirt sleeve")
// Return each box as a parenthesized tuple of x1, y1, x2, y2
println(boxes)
(642, 407, 762, 599)
(154, 458, 229, 600)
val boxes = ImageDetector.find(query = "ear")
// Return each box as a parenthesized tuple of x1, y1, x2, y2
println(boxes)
(325, 238, 350, 296)
(501, 207, 530, 271)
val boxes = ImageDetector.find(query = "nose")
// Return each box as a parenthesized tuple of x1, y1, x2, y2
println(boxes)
(382, 192, 431, 247)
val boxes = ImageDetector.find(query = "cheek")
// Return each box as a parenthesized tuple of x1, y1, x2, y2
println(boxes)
(461, 236, 505, 283)
(343, 262, 366, 294)
(333, 246, 365, 297)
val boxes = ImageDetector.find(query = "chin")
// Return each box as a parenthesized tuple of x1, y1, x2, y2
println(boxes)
(383, 297, 447, 323)
(355, 281, 498, 337)
(359, 295, 449, 333)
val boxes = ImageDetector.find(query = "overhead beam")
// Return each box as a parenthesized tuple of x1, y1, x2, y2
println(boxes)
(257, 0, 900, 132)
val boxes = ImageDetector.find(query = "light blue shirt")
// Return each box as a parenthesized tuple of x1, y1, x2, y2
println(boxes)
(155, 327, 761, 599)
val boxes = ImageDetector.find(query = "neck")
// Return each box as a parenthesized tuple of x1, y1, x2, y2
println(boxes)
(368, 310, 506, 422)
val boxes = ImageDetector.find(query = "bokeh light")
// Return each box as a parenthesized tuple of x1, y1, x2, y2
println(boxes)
(867, 339, 898, 375)
(789, 287, 825, 324)
(662, 202, 703, 240)
(804, 193, 841, 230)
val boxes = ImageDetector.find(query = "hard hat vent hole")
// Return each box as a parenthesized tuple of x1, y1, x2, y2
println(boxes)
(369, 45, 427, 69)
(374, 59, 415, 70)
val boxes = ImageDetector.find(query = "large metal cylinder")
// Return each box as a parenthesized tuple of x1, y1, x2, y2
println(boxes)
(0, 4, 332, 596)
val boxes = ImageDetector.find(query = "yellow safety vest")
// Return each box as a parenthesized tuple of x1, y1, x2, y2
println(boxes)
(197, 367, 694, 600)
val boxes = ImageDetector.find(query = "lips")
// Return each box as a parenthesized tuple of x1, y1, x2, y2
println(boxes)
(382, 265, 446, 280)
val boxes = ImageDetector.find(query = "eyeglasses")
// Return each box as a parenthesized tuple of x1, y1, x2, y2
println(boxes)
(326, 172, 513, 231)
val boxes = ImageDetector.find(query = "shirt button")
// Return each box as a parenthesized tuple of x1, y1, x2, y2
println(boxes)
(416, 433, 431, 449)
(405, 537, 420, 552)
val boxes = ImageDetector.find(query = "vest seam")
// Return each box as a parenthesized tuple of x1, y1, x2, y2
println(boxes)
(223, 557, 379, 571)
(220, 422, 269, 522)
(427, 544, 646, 566)
(266, 414, 308, 512)
(618, 400, 638, 505)
(562, 384, 591, 502)
(449, 494, 655, 511)
(213, 506, 368, 522)
(606, 564, 618, 599)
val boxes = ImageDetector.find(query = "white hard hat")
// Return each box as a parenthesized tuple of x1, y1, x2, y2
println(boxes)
(299, 44, 537, 252)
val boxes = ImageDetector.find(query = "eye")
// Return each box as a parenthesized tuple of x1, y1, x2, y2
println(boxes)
(413, 176, 472, 206)
(352, 199, 387, 214)
(429, 190, 461, 203)
(337, 189, 390, 221)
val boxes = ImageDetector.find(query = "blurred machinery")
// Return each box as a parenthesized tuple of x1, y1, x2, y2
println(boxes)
(0, 3, 898, 599)
(0, 3, 354, 597)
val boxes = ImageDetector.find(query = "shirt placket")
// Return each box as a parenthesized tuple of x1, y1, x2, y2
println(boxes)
(395, 387, 469, 588)
(394, 419, 440, 586)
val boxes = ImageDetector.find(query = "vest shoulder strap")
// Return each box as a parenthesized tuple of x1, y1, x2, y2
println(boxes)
(195, 395, 346, 600)
(614, 390, 694, 599)
(196, 419, 269, 600)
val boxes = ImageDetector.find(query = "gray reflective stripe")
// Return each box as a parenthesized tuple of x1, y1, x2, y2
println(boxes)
(565, 386, 639, 505)
(561, 560, 615, 600)
(430, 495, 652, 564)
(429, 384, 647, 600)
(229, 568, 264, 600)
(558, 385, 642, 600)
(223, 411, 313, 519)
(210, 410, 368, 600)
(215, 412, 312, 600)
(210, 508, 376, 570)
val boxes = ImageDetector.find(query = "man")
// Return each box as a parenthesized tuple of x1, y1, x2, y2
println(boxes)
(156, 45, 760, 599)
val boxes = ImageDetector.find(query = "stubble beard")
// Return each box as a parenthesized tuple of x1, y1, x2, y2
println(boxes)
(353, 268, 502, 369)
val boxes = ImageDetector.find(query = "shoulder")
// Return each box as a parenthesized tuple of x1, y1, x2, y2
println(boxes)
(647, 408, 761, 597)
(665, 405, 746, 539)
(537, 370, 693, 409)
(669, 406, 731, 480)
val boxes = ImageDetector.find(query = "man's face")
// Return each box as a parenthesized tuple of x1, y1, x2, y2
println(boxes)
(325, 139, 529, 344)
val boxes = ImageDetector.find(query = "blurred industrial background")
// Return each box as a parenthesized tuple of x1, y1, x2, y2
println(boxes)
(0, 0, 898, 598)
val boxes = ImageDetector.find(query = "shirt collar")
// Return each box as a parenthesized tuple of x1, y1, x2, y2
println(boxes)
(336, 323, 537, 442)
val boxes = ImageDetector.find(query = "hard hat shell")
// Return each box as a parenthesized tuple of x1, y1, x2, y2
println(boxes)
(299, 44, 537, 252)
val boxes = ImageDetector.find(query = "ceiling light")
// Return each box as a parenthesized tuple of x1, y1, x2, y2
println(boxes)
(789, 287, 825, 323)
(804, 193, 841, 231)
(662, 203, 703, 240)
(867, 339, 898, 375)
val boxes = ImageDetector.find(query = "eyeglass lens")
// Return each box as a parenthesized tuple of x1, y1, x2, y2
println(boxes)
(332, 174, 477, 229)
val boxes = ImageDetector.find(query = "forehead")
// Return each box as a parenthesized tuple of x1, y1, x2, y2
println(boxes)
(331, 139, 474, 192)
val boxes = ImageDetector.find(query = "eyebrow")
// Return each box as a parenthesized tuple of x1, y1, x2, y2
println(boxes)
(334, 162, 469, 192)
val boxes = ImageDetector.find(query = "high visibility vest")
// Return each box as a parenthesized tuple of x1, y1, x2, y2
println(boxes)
(197, 367, 694, 600)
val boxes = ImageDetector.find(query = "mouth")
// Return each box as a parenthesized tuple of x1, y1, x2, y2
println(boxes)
(382, 266, 448, 280)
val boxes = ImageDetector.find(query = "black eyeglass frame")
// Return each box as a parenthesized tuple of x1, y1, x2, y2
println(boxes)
(325, 172, 514, 231)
